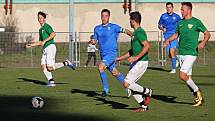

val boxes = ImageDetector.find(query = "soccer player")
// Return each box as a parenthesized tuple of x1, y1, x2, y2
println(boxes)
(92, 9, 131, 97)
(85, 35, 98, 67)
(116, 11, 152, 112)
(26, 11, 75, 87)
(158, 2, 181, 73)
(163, 2, 211, 106)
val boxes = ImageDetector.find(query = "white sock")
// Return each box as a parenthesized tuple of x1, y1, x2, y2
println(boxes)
(43, 69, 53, 81)
(186, 79, 199, 92)
(54, 63, 64, 70)
(133, 94, 144, 104)
(128, 83, 143, 93)
(128, 83, 149, 94)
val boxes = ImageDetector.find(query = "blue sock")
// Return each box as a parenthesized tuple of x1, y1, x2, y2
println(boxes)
(100, 71, 108, 92)
(171, 57, 176, 69)
(117, 72, 125, 83)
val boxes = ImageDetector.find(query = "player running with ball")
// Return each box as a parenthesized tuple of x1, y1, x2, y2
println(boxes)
(116, 11, 152, 112)
(26, 11, 75, 87)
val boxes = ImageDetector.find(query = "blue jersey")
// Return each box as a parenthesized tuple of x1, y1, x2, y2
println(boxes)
(93, 23, 121, 56)
(158, 12, 181, 34)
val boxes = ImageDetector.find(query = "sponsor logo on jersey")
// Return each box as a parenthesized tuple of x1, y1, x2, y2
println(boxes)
(188, 24, 194, 29)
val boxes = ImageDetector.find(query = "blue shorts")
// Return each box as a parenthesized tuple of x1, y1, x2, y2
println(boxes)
(101, 54, 116, 72)
(164, 33, 178, 54)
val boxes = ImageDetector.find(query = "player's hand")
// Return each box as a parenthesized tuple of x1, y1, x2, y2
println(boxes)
(115, 57, 121, 64)
(40, 41, 46, 46)
(26, 44, 31, 48)
(163, 28, 166, 32)
(128, 56, 138, 63)
(198, 41, 206, 49)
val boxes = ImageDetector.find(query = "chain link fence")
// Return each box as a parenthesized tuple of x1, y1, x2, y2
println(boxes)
(0, 31, 214, 68)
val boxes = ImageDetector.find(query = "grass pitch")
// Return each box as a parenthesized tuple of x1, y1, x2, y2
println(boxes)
(0, 66, 214, 121)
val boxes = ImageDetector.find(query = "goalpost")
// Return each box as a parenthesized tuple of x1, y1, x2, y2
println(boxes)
(69, 0, 74, 62)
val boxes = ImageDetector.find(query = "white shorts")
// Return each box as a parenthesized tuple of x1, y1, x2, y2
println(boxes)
(178, 55, 197, 76)
(125, 61, 148, 84)
(41, 44, 56, 67)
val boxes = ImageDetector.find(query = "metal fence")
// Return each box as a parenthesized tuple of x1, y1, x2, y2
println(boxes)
(0, 31, 214, 68)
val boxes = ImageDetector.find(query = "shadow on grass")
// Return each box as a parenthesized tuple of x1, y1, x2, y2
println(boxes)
(17, 78, 47, 85)
(17, 78, 69, 86)
(147, 67, 170, 72)
(152, 94, 193, 105)
(0, 95, 115, 121)
(71, 89, 130, 110)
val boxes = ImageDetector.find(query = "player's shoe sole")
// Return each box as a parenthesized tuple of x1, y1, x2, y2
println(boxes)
(46, 83, 56, 87)
(66, 59, 76, 70)
(132, 107, 148, 112)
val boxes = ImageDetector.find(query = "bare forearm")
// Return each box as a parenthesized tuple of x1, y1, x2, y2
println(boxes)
(118, 52, 130, 61)
(125, 29, 132, 36)
(203, 30, 211, 44)
(166, 33, 178, 43)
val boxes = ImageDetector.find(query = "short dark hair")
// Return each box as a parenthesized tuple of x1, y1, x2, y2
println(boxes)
(166, 2, 173, 7)
(182, 2, 192, 10)
(101, 9, 110, 16)
(38, 11, 47, 18)
(129, 11, 141, 24)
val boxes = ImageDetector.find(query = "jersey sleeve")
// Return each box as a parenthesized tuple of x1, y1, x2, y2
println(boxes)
(45, 24, 54, 35)
(137, 31, 147, 44)
(114, 24, 122, 33)
(93, 27, 99, 42)
(158, 14, 164, 27)
(197, 20, 207, 33)
(176, 14, 181, 22)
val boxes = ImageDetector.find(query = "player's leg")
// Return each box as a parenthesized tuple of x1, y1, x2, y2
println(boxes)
(108, 62, 125, 84)
(41, 48, 55, 87)
(169, 40, 178, 73)
(123, 61, 152, 111)
(93, 52, 96, 66)
(46, 45, 75, 71)
(179, 55, 203, 106)
(86, 52, 91, 66)
(98, 55, 109, 96)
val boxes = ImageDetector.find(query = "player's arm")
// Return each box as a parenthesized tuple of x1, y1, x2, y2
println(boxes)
(121, 28, 132, 36)
(198, 30, 211, 49)
(158, 15, 166, 32)
(128, 41, 150, 63)
(41, 32, 56, 46)
(116, 51, 131, 62)
(162, 32, 179, 48)
(26, 41, 42, 48)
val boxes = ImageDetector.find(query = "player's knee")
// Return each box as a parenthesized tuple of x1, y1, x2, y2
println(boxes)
(112, 70, 119, 77)
(123, 82, 130, 88)
(179, 72, 187, 81)
(98, 63, 105, 72)
(41, 65, 46, 71)
(47, 66, 54, 72)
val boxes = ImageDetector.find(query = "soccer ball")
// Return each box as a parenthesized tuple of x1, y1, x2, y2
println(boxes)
(32, 96, 44, 109)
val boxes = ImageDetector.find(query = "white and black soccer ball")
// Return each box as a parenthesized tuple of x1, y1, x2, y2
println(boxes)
(32, 96, 44, 109)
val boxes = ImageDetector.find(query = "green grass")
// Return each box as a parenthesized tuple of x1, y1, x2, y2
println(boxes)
(0, 66, 215, 121)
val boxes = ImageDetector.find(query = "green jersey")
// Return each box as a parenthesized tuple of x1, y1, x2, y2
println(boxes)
(176, 17, 207, 56)
(39, 23, 55, 48)
(130, 27, 148, 61)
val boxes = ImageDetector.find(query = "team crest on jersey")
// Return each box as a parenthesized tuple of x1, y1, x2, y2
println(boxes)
(173, 17, 176, 20)
(42, 30, 45, 33)
(188, 24, 194, 29)
(108, 27, 111, 30)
